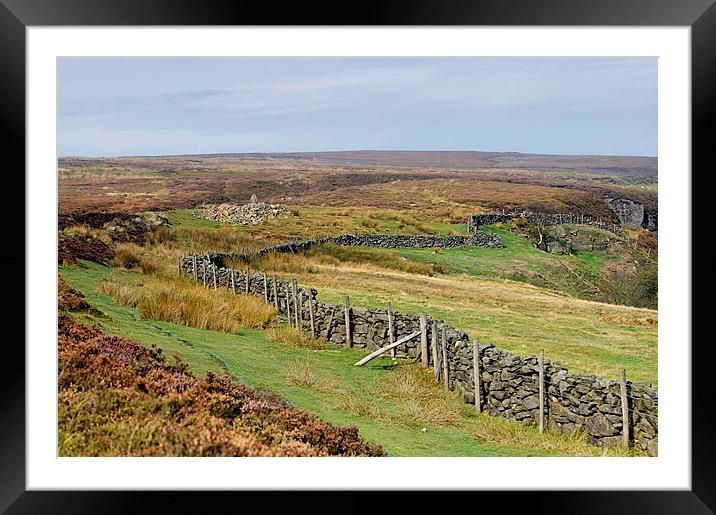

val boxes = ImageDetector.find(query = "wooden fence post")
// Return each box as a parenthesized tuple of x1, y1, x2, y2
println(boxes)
(538, 348, 545, 433)
(308, 298, 316, 338)
(432, 320, 440, 383)
(441, 326, 449, 391)
(231, 270, 236, 293)
(272, 276, 279, 311)
(387, 303, 395, 358)
(192, 255, 198, 280)
(473, 340, 481, 413)
(292, 279, 299, 328)
(420, 315, 428, 368)
(212, 265, 217, 289)
(263, 273, 268, 302)
(297, 291, 304, 330)
(620, 369, 630, 450)
(245, 269, 250, 295)
(202, 263, 207, 287)
(285, 284, 292, 327)
(325, 307, 335, 341)
(344, 295, 352, 348)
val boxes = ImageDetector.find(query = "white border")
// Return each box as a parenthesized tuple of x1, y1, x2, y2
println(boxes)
(28, 27, 690, 490)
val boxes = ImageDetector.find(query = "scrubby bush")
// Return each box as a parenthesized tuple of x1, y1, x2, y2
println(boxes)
(58, 312, 385, 456)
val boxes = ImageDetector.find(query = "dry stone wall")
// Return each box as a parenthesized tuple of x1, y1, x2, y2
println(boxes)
(468, 211, 626, 239)
(180, 253, 658, 455)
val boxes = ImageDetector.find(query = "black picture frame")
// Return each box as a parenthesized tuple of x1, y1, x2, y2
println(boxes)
(2, 1, 713, 512)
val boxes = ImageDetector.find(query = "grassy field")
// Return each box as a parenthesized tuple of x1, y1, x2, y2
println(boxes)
(59, 260, 643, 457)
(149, 209, 659, 384)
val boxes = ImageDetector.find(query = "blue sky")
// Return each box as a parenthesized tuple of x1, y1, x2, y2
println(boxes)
(58, 57, 657, 157)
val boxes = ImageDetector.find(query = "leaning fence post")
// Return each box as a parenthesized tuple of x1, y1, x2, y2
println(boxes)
(620, 369, 630, 450)
(263, 273, 268, 302)
(441, 325, 449, 392)
(432, 320, 440, 383)
(344, 295, 352, 347)
(420, 315, 428, 368)
(538, 348, 545, 433)
(473, 340, 482, 413)
(308, 298, 316, 338)
(387, 302, 395, 357)
(272, 276, 279, 311)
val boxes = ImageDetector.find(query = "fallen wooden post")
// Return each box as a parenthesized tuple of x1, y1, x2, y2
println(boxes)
(354, 331, 421, 366)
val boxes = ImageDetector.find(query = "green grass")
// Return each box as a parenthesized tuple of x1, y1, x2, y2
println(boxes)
(59, 261, 631, 457)
(390, 226, 614, 292)
(163, 209, 222, 229)
(163, 207, 467, 239)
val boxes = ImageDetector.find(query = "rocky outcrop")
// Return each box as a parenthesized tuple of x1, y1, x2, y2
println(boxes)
(604, 198, 658, 230)
(104, 212, 169, 244)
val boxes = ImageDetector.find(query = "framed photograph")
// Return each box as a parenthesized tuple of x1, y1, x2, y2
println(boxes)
(4, 0, 713, 512)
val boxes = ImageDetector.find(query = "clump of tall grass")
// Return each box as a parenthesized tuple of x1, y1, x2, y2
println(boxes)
(113, 243, 144, 270)
(149, 226, 264, 254)
(96, 279, 143, 308)
(384, 366, 464, 427)
(285, 360, 337, 392)
(139, 276, 276, 331)
(267, 326, 328, 350)
(97, 275, 275, 331)
(471, 415, 644, 456)
(61, 225, 114, 245)
(240, 244, 437, 277)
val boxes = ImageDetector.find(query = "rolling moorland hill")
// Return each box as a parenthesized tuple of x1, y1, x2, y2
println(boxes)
(58, 152, 657, 226)
(57, 150, 657, 457)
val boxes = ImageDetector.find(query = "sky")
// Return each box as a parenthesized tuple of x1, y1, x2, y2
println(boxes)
(57, 57, 657, 157)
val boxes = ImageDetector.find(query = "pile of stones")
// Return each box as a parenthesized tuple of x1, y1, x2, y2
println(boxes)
(194, 195, 293, 226)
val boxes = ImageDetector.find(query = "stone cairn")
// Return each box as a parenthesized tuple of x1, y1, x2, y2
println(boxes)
(194, 195, 293, 226)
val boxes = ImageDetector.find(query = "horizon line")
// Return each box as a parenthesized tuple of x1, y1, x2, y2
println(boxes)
(57, 148, 659, 160)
